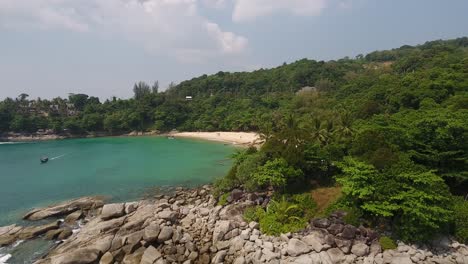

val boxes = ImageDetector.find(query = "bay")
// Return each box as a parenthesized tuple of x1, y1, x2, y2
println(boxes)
(0, 136, 235, 226)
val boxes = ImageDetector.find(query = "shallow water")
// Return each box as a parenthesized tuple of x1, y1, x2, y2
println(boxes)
(0, 136, 235, 226)
(0, 136, 236, 263)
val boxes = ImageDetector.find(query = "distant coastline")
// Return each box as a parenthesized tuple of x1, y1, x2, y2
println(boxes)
(0, 131, 261, 146)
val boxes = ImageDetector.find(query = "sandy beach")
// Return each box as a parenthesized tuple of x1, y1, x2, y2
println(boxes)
(171, 131, 261, 145)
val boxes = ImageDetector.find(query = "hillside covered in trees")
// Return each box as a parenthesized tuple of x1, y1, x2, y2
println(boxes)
(1, 37, 467, 243)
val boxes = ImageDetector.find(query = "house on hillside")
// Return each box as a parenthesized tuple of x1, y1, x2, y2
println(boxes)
(185, 96, 193, 101)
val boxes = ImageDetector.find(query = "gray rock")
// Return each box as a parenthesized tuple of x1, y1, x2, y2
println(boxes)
(249, 221, 260, 230)
(50, 248, 101, 264)
(65, 210, 83, 224)
(157, 226, 173, 242)
(287, 238, 311, 257)
(213, 220, 232, 243)
(341, 225, 357, 239)
(334, 238, 352, 254)
(140, 246, 162, 264)
(351, 243, 369, 257)
(328, 224, 344, 235)
(390, 253, 412, 264)
(327, 248, 345, 264)
(319, 251, 333, 264)
(212, 250, 227, 263)
(313, 218, 330, 228)
(233, 256, 246, 264)
(125, 202, 139, 214)
(101, 203, 125, 220)
(143, 224, 160, 242)
(24, 196, 104, 221)
(293, 255, 313, 264)
(302, 235, 324, 252)
(99, 252, 113, 264)
(157, 210, 177, 221)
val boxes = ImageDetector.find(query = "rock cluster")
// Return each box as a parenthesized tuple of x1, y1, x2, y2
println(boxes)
(1, 186, 467, 264)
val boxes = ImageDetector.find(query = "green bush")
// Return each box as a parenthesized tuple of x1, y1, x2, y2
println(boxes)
(243, 206, 265, 222)
(322, 196, 362, 226)
(452, 196, 468, 244)
(243, 194, 317, 236)
(291, 193, 317, 219)
(217, 193, 230, 206)
(250, 158, 303, 191)
(336, 157, 453, 242)
(379, 236, 397, 250)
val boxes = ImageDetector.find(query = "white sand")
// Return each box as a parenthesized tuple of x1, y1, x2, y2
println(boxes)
(172, 132, 261, 145)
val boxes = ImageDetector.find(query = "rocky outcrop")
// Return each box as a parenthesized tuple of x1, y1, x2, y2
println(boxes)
(1, 186, 466, 264)
(23, 196, 105, 221)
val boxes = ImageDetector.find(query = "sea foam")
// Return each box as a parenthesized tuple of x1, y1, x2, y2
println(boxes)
(0, 253, 12, 264)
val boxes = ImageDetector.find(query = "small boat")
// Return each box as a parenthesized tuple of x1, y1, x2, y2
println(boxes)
(40, 157, 49, 164)
(167, 136, 175, 140)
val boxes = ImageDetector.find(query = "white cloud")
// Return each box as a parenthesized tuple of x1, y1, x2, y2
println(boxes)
(202, 0, 227, 9)
(0, 0, 248, 60)
(232, 0, 327, 22)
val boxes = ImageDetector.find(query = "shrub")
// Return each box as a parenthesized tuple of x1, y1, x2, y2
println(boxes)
(217, 193, 230, 206)
(337, 157, 452, 241)
(452, 196, 468, 244)
(323, 196, 362, 226)
(243, 206, 265, 222)
(251, 158, 303, 191)
(243, 194, 317, 236)
(291, 193, 317, 219)
(379, 236, 397, 250)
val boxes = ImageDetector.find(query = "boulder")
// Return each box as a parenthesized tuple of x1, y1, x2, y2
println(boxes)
(58, 228, 73, 240)
(24, 196, 104, 221)
(327, 248, 345, 264)
(312, 218, 330, 228)
(99, 252, 114, 264)
(18, 220, 60, 239)
(50, 248, 101, 264)
(390, 253, 412, 264)
(302, 235, 324, 252)
(125, 202, 139, 214)
(334, 238, 352, 254)
(233, 256, 246, 264)
(341, 225, 357, 239)
(157, 226, 173, 242)
(328, 224, 344, 235)
(101, 203, 125, 220)
(65, 210, 83, 224)
(228, 189, 244, 203)
(157, 210, 177, 221)
(140, 246, 162, 264)
(45, 229, 64, 240)
(351, 243, 369, 257)
(287, 238, 311, 257)
(212, 250, 227, 263)
(143, 224, 160, 242)
(213, 220, 232, 243)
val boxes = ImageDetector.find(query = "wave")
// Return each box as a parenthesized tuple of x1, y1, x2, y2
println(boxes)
(0, 253, 11, 264)
(50, 154, 67, 160)
(0, 142, 28, 145)
(12, 240, 23, 248)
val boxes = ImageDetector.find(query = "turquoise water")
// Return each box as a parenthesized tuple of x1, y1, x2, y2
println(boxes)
(0, 136, 235, 226)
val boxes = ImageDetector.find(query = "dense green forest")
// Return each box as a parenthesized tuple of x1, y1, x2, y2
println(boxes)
(1, 37, 467, 243)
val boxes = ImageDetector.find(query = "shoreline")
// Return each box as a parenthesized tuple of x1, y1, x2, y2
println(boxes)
(170, 131, 262, 146)
(0, 131, 262, 146)
(1, 186, 466, 264)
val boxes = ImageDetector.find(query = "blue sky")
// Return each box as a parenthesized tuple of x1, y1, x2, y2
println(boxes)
(0, 0, 467, 100)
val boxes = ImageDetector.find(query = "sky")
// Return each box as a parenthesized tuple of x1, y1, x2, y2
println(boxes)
(0, 0, 467, 100)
